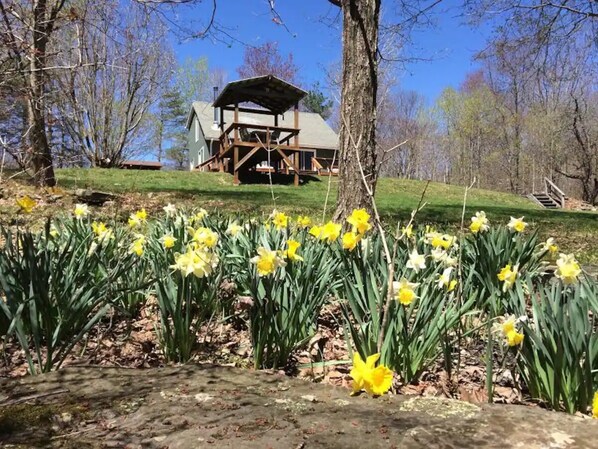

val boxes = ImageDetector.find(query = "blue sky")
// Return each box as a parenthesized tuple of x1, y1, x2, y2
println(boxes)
(174, 0, 493, 104)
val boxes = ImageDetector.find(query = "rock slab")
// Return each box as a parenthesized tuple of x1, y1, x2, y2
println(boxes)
(1, 365, 597, 448)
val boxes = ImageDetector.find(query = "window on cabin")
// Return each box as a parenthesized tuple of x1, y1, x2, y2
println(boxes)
(195, 118, 200, 142)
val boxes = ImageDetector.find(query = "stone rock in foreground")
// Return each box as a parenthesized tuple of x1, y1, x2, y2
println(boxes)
(0, 366, 596, 448)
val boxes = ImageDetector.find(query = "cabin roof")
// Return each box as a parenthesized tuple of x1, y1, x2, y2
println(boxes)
(188, 101, 339, 150)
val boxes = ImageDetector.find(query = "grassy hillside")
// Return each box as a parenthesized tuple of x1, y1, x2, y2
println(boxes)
(56, 168, 596, 227)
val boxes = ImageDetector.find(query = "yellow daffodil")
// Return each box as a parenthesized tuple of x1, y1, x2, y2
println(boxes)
(91, 221, 113, 242)
(226, 221, 243, 237)
(555, 253, 581, 284)
(541, 237, 558, 256)
(350, 352, 379, 394)
(128, 209, 146, 228)
(350, 352, 393, 397)
(160, 234, 177, 249)
(73, 203, 90, 219)
(506, 329, 524, 346)
(507, 216, 527, 233)
(393, 278, 419, 306)
(129, 235, 145, 256)
(251, 247, 286, 277)
(347, 208, 372, 235)
(319, 221, 341, 243)
(342, 231, 361, 251)
(284, 239, 303, 262)
(497, 264, 518, 291)
(470, 211, 489, 234)
(271, 211, 289, 230)
(297, 215, 312, 228)
(364, 365, 394, 397)
(401, 224, 413, 238)
(16, 195, 36, 214)
(494, 315, 525, 347)
(188, 226, 219, 249)
(406, 248, 426, 272)
(191, 209, 208, 223)
(437, 267, 457, 292)
(308, 225, 322, 238)
(426, 232, 456, 250)
(593, 392, 598, 419)
(171, 247, 218, 278)
(49, 225, 59, 238)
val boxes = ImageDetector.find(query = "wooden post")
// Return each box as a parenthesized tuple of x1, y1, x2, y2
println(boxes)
(233, 103, 239, 143)
(293, 102, 300, 186)
(219, 107, 225, 172)
(233, 147, 239, 185)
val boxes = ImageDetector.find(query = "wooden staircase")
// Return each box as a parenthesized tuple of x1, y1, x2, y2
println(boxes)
(530, 178, 566, 209)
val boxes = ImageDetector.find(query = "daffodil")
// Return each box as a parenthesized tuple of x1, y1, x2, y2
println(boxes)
(171, 247, 219, 278)
(226, 221, 243, 237)
(91, 221, 113, 242)
(49, 225, 59, 238)
(592, 391, 598, 419)
(129, 235, 145, 256)
(393, 278, 419, 306)
(188, 226, 219, 249)
(437, 267, 457, 292)
(507, 216, 527, 233)
(350, 352, 393, 396)
(163, 203, 177, 217)
(73, 203, 90, 219)
(251, 247, 286, 277)
(342, 231, 360, 251)
(401, 224, 413, 238)
(494, 315, 525, 347)
(555, 253, 581, 284)
(347, 208, 372, 235)
(270, 211, 289, 230)
(160, 234, 177, 249)
(364, 365, 394, 397)
(470, 211, 489, 234)
(308, 225, 322, 238)
(284, 239, 303, 262)
(406, 248, 426, 272)
(541, 237, 558, 256)
(191, 208, 208, 223)
(497, 264, 518, 291)
(426, 232, 455, 250)
(16, 195, 36, 214)
(297, 215, 312, 228)
(128, 209, 147, 228)
(319, 221, 341, 243)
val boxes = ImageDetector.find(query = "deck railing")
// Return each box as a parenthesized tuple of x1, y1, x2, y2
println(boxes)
(219, 122, 299, 154)
(544, 177, 566, 208)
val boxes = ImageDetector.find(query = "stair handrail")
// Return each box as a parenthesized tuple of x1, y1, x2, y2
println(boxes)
(544, 177, 566, 208)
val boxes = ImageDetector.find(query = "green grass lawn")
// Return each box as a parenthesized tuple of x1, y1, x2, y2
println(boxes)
(54, 168, 598, 262)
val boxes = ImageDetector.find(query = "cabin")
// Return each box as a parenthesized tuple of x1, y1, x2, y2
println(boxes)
(186, 75, 338, 185)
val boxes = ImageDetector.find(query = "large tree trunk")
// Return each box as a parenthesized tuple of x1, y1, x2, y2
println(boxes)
(29, 0, 56, 187)
(333, 0, 380, 221)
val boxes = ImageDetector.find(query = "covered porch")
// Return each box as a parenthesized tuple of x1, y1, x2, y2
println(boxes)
(208, 75, 308, 186)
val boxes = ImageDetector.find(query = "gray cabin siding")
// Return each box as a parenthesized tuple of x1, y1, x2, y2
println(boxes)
(187, 114, 209, 170)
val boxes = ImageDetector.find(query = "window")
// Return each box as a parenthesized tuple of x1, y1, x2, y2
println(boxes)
(195, 118, 200, 142)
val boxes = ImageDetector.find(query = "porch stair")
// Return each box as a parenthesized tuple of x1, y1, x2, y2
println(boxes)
(529, 177, 566, 209)
(529, 193, 559, 209)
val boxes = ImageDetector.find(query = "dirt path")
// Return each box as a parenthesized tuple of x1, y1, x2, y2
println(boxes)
(1, 365, 596, 448)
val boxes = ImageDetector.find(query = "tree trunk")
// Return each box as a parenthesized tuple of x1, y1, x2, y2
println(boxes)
(29, 0, 56, 187)
(333, 0, 380, 221)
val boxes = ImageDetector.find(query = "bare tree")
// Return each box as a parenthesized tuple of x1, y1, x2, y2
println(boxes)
(237, 41, 299, 84)
(53, 1, 171, 167)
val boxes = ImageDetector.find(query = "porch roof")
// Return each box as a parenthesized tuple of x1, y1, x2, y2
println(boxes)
(213, 75, 307, 115)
